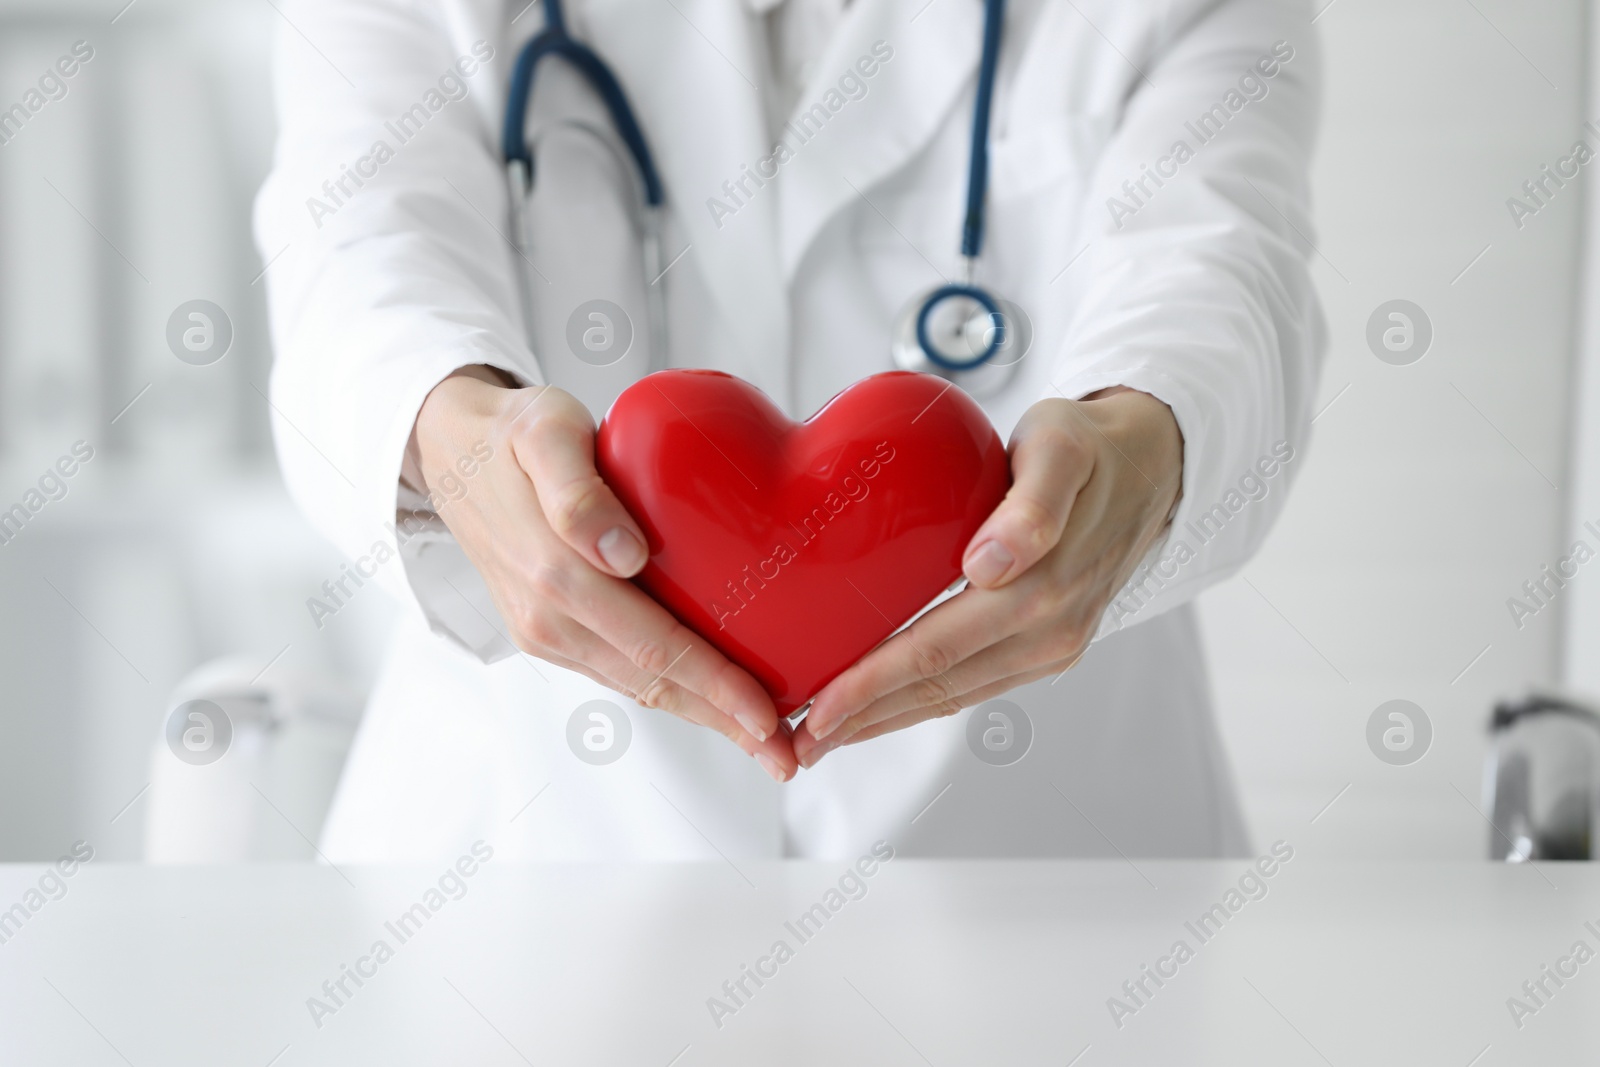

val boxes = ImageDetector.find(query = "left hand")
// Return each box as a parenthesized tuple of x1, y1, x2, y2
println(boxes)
(792, 387, 1184, 769)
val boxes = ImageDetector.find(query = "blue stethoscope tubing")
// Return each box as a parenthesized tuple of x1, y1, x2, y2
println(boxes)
(503, 0, 1017, 388)
(502, 0, 669, 368)
(502, 0, 661, 206)
(906, 0, 1009, 374)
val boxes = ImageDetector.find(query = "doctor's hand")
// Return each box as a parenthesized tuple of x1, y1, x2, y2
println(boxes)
(413, 369, 797, 782)
(793, 387, 1183, 769)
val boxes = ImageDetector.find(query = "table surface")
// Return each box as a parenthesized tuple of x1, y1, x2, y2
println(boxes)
(1, 858, 1597, 1065)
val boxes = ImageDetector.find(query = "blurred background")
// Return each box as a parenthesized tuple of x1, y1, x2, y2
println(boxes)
(0, 0, 1592, 862)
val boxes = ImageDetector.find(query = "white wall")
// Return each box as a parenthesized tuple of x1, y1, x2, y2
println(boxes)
(0, 0, 393, 860)
(1566, 3, 1600, 692)
(1199, 0, 1587, 858)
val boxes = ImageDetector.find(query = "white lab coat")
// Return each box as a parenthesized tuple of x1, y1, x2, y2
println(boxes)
(255, 0, 1323, 862)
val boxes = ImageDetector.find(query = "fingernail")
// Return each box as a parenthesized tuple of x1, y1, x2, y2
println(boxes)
(801, 741, 837, 769)
(597, 527, 646, 575)
(735, 712, 769, 743)
(810, 713, 841, 741)
(756, 753, 786, 783)
(964, 539, 1014, 586)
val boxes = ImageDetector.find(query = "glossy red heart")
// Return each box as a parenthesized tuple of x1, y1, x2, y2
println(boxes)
(596, 370, 1010, 715)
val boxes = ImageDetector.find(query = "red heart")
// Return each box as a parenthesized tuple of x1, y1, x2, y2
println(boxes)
(596, 370, 1011, 715)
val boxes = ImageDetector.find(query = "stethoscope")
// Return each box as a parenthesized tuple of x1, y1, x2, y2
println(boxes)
(504, 0, 1022, 396)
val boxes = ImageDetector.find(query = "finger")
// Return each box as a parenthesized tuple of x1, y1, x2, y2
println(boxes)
(556, 566, 782, 744)
(799, 624, 1080, 760)
(510, 387, 650, 578)
(801, 664, 1066, 769)
(962, 403, 1093, 589)
(805, 585, 1030, 741)
(481, 454, 782, 743)
(538, 615, 799, 781)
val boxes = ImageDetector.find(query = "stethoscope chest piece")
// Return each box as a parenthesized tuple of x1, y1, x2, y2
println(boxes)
(891, 282, 1029, 397)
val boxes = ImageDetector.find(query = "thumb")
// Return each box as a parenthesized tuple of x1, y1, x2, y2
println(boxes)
(512, 387, 651, 578)
(961, 408, 1092, 588)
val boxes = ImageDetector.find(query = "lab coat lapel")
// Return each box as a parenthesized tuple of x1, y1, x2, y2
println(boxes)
(776, 0, 981, 279)
(584, 0, 792, 410)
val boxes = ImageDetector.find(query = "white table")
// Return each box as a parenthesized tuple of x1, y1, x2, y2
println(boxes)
(1, 859, 1596, 1065)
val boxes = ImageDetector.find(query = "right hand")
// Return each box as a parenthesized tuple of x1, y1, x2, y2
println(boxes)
(413, 368, 795, 781)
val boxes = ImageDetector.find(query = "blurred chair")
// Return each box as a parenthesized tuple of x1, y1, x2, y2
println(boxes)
(1484, 693, 1600, 861)
(145, 657, 363, 862)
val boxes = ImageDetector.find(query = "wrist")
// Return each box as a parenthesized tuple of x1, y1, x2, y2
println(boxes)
(412, 366, 518, 498)
(1078, 388, 1184, 521)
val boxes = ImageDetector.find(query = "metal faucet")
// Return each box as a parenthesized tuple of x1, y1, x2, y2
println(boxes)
(1484, 694, 1600, 861)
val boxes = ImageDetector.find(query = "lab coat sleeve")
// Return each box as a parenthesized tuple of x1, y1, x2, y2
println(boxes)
(253, 1, 530, 661)
(1047, 0, 1327, 640)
